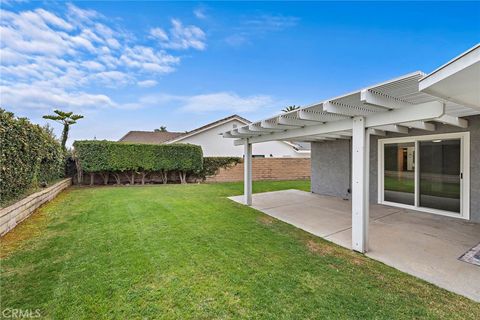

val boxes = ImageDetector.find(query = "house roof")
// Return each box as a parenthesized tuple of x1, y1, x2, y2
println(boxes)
(119, 131, 184, 144)
(118, 115, 250, 144)
(166, 114, 250, 143)
(118, 114, 311, 152)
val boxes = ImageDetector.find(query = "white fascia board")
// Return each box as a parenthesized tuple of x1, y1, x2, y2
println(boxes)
(419, 44, 480, 90)
(360, 89, 413, 109)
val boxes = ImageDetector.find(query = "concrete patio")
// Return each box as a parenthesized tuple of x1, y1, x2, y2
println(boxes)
(229, 189, 480, 302)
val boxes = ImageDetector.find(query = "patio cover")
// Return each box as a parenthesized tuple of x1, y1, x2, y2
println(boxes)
(222, 44, 480, 253)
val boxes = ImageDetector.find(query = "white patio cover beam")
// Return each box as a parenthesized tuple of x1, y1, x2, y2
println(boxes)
(323, 101, 383, 117)
(234, 101, 444, 145)
(433, 115, 469, 128)
(237, 128, 263, 136)
(261, 120, 299, 130)
(237, 119, 353, 144)
(351, 116, 369, 253)
(367, 128, 386, 136)
(364, 101, 444, 127)
(401, 121, 436, 131)
(374, 125, 409, 134)
(360, 89, 413, 109)
(298, 110, 349, 122)
(321, 133, 351, 139)
(244, 140, 252, 206)
(278, 115, 314, 126)
(248, 124, 283, 132)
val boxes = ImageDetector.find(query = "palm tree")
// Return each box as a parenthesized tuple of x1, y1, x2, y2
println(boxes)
(282, 105, 300, 113)
(154, 126, 167, 132)
(43, 109, 83, 150)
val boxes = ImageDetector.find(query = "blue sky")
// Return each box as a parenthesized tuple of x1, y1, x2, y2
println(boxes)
(1, 1, 479, 144)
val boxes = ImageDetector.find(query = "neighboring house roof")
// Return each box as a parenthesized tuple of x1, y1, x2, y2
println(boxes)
(119, 131, 184, 144)
(166, 114, 251, 143)
(118, 114, 310, 152)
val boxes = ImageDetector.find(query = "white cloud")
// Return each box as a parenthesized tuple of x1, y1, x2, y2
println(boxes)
(35, 8, 73, 30)
(225, 34, 249, 47)
(225, 14, 299, 46)
(66, 3, 99, 22)
(244, 14, 299, 32)
(150, 27, 168, 41)
(137, 80, 158, 88)
(0, 4, 203, 112)
(180, 92, 274, 113)
(193, 7, 207, 20)
(0, 84, 115, 111)
(123, 92, 276, 113)
(150, 18, 206, 50)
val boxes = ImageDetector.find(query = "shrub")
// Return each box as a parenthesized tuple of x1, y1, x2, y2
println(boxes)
(0, 109, 64, 206)
(73, 140, 203, 185)
(197, 157, 242, 180)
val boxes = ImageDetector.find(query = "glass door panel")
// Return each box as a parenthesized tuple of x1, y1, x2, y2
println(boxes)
(384, 143, 415, 205)
(419, 139, 461, 213)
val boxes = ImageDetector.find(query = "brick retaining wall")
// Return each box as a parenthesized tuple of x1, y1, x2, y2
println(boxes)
(0, 178, 72, 236)
(206, 158, 310, 182)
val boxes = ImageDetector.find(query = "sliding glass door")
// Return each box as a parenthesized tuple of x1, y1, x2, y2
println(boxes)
(384, 143, 415, 205)
(419, 139, 461, 213)
(379, 133, 469, 219)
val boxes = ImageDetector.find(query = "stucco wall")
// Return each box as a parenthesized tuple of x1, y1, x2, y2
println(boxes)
(311, 115, 480, 222)
(177, 120, 310, 158)
(311, 140, 351, 199)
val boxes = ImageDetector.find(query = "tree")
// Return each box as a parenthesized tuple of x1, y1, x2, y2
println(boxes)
(282, 105, 300, 112)
(43, 109, 83, 150)
(154, 126, 167, 132)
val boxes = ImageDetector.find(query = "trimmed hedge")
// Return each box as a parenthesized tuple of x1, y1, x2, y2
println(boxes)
(73, 140, 203, 184)
(0, 109, 64, 206)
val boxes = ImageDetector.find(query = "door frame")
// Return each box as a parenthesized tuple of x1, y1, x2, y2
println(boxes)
(378, 132, 470, 220)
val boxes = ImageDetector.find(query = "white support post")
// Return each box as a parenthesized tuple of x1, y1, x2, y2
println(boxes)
(244, 139, 252, 206)
(351, 117, 369, 253)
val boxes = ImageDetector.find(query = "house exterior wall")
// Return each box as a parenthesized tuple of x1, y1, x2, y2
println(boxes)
(311, 115, 480, 222)
(177, 120, 310, 158)
(311, 140, 351, 199)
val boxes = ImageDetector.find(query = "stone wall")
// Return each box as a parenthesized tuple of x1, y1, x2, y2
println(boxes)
(0, 178, 71, 236)
(206, 158, 310, 182)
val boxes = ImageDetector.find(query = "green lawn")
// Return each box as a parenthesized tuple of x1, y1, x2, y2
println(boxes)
(1, 181, 479, 319)
(384, 176, 460, 199)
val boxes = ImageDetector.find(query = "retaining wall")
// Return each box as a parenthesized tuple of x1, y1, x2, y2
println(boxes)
(0, 178, 71, 236)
